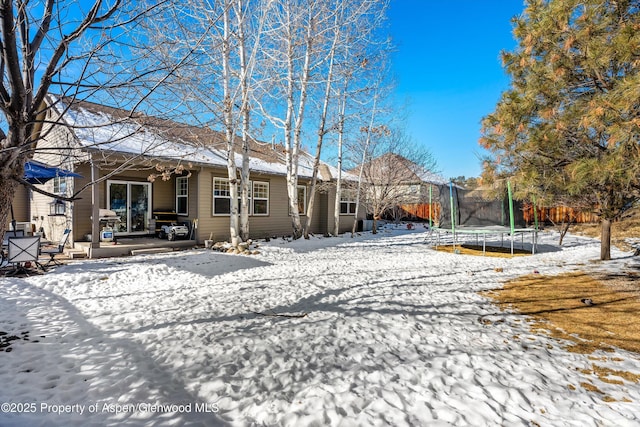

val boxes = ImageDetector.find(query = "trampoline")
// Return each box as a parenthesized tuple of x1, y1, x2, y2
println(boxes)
(428, 181, 538, 255)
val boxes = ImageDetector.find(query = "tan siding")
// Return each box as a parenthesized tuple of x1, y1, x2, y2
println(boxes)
(194, 169, 333, 242)
(6, 184, 31, 231)
(71, 163, 96, 241)
(12, 185, 30, 222)
(317, 192, 328, 234)
(153, 178, 175, 212)
(187, 171, 199, 220)
(250, 175, 290, 238)
(195, 169, 229, 242)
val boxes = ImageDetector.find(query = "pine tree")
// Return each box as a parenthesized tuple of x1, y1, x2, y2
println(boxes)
(481, 0, 640, 260)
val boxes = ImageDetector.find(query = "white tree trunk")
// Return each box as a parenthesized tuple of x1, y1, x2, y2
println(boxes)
(333, 69, 352, 236)
(304, 3, 343, 239)
(222, 0, 241, 247)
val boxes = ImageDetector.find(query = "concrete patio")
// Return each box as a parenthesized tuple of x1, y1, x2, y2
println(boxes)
(74, 237, 198, 258)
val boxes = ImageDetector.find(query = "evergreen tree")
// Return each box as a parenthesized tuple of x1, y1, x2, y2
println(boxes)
(481, 0, 640, 260)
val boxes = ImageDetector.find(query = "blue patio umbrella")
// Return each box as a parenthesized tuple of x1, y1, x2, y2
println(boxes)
(8, 161, 82, 231)
(23, 160, 81, 184)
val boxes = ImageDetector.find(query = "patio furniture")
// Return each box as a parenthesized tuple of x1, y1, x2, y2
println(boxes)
(7, 236, 44, 275)
(41, 229, 71, 267)
(1, 230, 25, 265)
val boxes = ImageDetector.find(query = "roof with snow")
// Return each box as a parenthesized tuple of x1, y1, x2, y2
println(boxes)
(47, 95, 342, 181)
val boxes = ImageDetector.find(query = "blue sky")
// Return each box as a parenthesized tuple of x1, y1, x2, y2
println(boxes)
(388, 0, 525, 180)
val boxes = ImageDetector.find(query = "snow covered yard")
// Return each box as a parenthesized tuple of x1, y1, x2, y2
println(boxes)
(1, 227, 640, 426)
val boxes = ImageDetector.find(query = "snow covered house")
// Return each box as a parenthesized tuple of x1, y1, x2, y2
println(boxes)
(29, 95, 361, 257)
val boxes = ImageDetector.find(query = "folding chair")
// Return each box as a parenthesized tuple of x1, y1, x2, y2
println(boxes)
(7, 236, 44, 275)
(41, 229, 71, 267)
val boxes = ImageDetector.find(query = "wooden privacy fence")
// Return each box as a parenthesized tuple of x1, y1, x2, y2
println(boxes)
(522, 204, 598, 224)
(397, 203, 441, 223)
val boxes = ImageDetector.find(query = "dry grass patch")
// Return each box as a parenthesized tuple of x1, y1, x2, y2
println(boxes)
(482, 271, 640, 399)
(483, 271, 640, 354)
(435, 244, 531, 258)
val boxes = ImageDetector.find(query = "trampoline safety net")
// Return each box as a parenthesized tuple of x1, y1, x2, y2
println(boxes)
(437, 184, 527, 229)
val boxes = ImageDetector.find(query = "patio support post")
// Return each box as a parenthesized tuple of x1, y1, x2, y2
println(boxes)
(90, 160, 100, 256)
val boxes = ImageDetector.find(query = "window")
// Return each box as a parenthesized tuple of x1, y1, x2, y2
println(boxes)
(53, 177, 67, 195)
(213, 177, 269, 216)
(296, 185, 307, 215)
(252, 181, 269, 215)
(213, 178, 231, 215)
(176, 177, 188, 216)
(340, 190, 357, 215)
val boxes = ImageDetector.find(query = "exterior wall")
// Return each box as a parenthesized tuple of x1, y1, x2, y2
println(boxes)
(194, 170, 343, 243)
(196, 170, 297, 242)
(6, 184, 31, 231)
(324, 184, 360, 235)
(71, 163, 94, 241)
(31, 120, 81, 244)
(29, 153, 364, 246)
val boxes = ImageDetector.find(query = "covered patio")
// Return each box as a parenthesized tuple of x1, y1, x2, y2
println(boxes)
(74, 237, 197, 258)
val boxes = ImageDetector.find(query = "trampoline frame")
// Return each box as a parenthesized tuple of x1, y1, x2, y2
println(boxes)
(428, 181, 539, 256)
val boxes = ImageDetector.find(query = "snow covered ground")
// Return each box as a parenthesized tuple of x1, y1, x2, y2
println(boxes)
(1, 226, 639, 426)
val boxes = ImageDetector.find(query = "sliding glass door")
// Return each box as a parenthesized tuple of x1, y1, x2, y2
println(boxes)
(107, 181, 152, 235)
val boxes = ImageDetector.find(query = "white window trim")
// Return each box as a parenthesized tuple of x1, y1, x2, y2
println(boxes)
(252, 181, 269, 216)
(213, 177, 231, 216)
(213, 177, 270, 216)
(53, 176, 68, 195)
(340, 191, 357, 215)
(176, 176, 189, 216)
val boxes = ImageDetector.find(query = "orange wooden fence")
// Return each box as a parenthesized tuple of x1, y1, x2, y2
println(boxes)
(522, 204, 598, 224)
(398, 203, 441, 223)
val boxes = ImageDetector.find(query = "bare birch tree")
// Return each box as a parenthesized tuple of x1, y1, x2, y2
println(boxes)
(256, 0, 339, 239)
(349, 62, 391, 236)
(303, 0, 390, 239)
(146, 0, 266, 247)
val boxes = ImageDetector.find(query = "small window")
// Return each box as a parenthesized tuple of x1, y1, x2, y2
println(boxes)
(340, 190, 357, 215)
(176, 177, 188, 216)
(53, 177, 67, 195)
(252, 181, 269, 215)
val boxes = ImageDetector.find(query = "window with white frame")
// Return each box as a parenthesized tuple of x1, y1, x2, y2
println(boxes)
(213, 177, 269, 216)
(340, 190, 357, 215)
(252, 181, 269, 215)
(176, 176, 188, 215)
(213, 178, 231, 215)
(52, 176, 67, 195)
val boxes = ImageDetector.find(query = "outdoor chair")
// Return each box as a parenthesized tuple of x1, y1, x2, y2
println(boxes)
(4, 229, 25, 240)
(1, 230, 25, 265)
(41, 229, 71, 267)
(7, 236, 44, 275)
